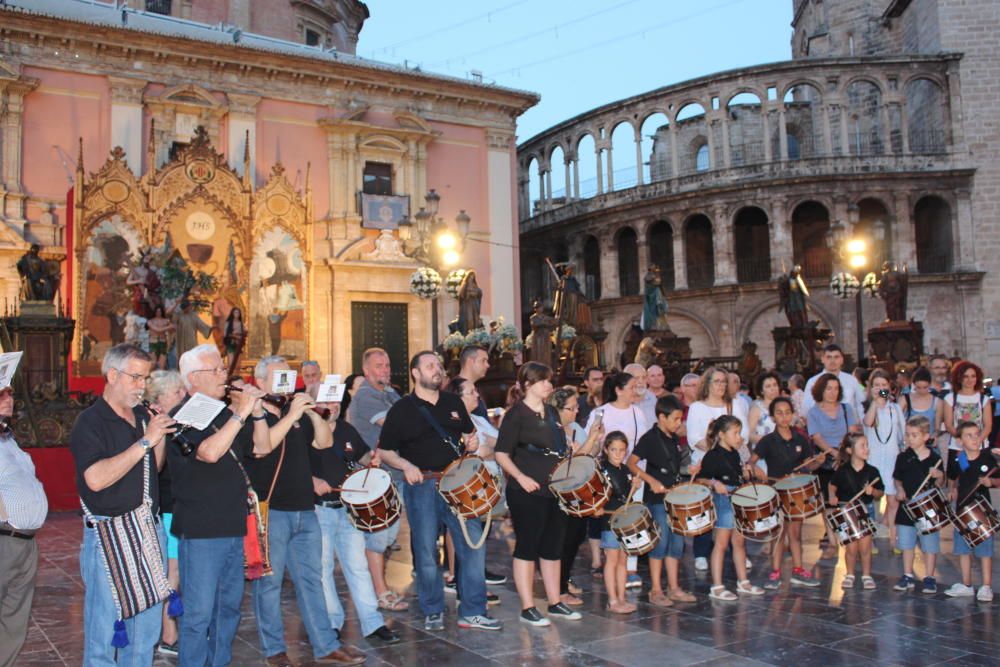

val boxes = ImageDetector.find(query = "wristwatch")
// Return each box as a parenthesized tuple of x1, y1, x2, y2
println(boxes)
(230, 413, 246, 426)
(139, 437, 153, 452)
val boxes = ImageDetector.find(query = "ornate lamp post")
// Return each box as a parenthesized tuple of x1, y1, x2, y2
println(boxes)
(397, 189, 471, 346)
(828, 218, 886, 365)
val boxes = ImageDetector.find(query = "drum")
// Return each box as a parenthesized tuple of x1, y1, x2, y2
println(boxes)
(903, 487, 952, 535)
(609, 503, 661, 556)
(953, 496, 1000, 548)
(437, 456, 501, 519)
(484, 461, 508, 519)
(664, 482, 715, 536)
(774, 474, 825, 520)
(731, 483, 783, 541)
(548, 455, 611, 517)
(340, 468, 401, 532)
(825, 500, 876, 546)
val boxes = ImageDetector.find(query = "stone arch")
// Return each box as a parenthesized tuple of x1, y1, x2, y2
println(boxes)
(640, 111, 671, 183)
(780, 79, 825, 103)
(854, 197, 891, 269)
(725, 88, 767, 109)
(616, 226, 640, 296)
(548, 144, 567, 201)
(791, 200, 831, 279)
(733, 206, 770, 283)
(647, 220, 675, 291)
(616, 306, 719, 359)
(676, 102, 709, 175)
(726, 91, 764, 166)
(914, 195, 953, 273)
(526, 155, 541, 216)
(684, 213, 714, 288)
(904, 77, 947, 154)
(737, 296, 838, 366)
(782, 81, 824, 157)
(673, 100, 708, 124)
(575, 132, 598, 198)
(844, 79, 884, 156)
(609, 120, 637, 191)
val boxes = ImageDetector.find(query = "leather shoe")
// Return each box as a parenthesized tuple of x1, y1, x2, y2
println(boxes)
(365, 624, 401, 645)
(315, 648, 365, 665)
(265, 653, 296, 667)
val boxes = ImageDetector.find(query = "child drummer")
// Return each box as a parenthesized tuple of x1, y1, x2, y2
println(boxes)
(598, 431, 642, 614)
(750, 397, 823, 589)
(829, 433, 884, 590)
(628, 396, 696, 606)
(945, 421, 997, 602)
(891, 415, 944, 594)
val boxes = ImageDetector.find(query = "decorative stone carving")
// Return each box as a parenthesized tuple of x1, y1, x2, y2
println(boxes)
(364, 229, 408, 262)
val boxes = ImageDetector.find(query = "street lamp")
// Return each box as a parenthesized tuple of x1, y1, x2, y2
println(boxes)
(829, 220, 882, 365)
(396, 189, 472, 346)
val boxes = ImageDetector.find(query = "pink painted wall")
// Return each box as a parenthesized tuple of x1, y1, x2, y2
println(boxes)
(254, 98, 328, 198)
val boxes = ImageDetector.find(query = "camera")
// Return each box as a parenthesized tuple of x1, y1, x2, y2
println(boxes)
(878, 389, 891, 399)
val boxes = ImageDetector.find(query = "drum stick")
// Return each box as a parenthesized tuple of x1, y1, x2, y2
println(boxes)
(362, 442, 380, 487)
(956, 466, 998, 508)
(791, 451, 827, 473)
(911, 460, 942, 499)
(730, 491, 758, 502)
(847, 486, 870, 505)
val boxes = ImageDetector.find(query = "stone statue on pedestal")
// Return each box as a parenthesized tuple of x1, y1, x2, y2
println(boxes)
(876, 262, 909, 322)
(641, 266, 670, 332)
(777, 264, 809, 328)
(17, 244, 61, 303)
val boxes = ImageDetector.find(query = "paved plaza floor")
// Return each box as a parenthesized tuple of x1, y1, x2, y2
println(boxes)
(17, 507, 999, 666)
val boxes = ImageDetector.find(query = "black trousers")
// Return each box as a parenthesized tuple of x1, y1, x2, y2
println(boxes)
(559, 515, 588, 594)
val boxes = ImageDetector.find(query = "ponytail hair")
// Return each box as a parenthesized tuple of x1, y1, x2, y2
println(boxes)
(706, 415, 742, 450)
(838, 432, 866, 467)
(602, 371, 634, 405)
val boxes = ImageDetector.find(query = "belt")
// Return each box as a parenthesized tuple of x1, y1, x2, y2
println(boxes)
(521, 443, 562, 456)
(0, 527, 36, 540)
(318, 500, 344, 509)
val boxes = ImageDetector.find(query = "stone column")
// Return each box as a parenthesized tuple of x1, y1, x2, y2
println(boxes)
(898, 100, 911, 154)
(821, 103, 833, 156)
(706, 119, 716, 170)
(226, 93, 260, 181)
(712, 204, 736, 285)
(839, 105, 850, 156)
(778, 104, 789, 161)
(108, 76, 147, 175)
(594, 145, 604, 195)
(636, 234, 649, 290)
(537, 162, 547, 211)
(673, 229, 687, 290)
(572, 157, 580, 199)
(891, 191, 916, 270)
(544, 165, 552, 207)
(605, 142, 615, 191)
(485, 129, 519, 320)
(564, 152, 573, 202)
(598, 231, 619, 298)
(720, 112, 732, 168)
(770, 197, 792, 279)
(634, 129, 644, 186)
(953, 188, 975, 272)
(1, 78, 38, 223)
(669, 122, 679, 177)
(879, 103, 891, 154)
(762, 104, 772, 162)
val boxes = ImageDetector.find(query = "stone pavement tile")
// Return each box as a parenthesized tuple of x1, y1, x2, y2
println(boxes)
(692, 656, 779, 667)
(493, 644, 627, 667)
(366, 637, 499, 667)
(632, 610, 788, 649)
(934, 654, 1000, 666)
(717, 635, 864, 667)
(579, 629, 731, 665)
(827, 629, 970, 665)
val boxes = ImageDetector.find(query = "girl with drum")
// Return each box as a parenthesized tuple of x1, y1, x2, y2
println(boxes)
(598, 432, 642, 613)
(863, 369, 906, 547)
(751, 397, 823, 589)
(829, 434, 885, 590)
(549, 386, 604, 607)
(695, 415, 765, 600)
(495, 363, 583, 627)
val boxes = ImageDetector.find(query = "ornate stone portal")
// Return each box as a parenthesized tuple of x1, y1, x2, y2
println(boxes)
(72, 127, 312, 377)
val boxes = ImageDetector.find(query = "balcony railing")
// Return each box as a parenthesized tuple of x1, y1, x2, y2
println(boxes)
(145, 0, 172, 15)
(916, 251, 953, 274)
(736, 257, 772, 284)
(799, 254, 833, 279)
(909, 129, 947, 155)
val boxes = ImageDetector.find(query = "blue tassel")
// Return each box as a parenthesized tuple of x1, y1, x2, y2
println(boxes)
(167, 590, 184, 618)
(111, 619, 129, 649)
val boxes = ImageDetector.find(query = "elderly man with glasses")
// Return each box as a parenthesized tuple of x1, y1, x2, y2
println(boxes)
(69, 343, 178, 665)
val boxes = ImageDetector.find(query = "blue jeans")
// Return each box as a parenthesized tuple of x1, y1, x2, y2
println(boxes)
(403, 479, 487, 618)
(252, 510, 340, 659)
(896, 524, 941, 554)
(316, 505, 385, 636)
(647, 502, 685, 560)
(178, 537, 244, 667)
(81, 521, 165, 666)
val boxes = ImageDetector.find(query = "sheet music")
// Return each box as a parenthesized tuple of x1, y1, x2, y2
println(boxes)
(315, 382, 346, 403)
(0, 351, 23, 389)
(172, 392, 227, 430)
(272, 370, 297, 394)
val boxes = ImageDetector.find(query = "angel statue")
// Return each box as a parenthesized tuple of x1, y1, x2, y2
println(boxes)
(877, 262, 909, 322)
(641, 266, 670, 332)
(777, 264, 809, 328)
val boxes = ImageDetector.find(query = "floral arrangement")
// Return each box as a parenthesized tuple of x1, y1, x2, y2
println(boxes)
(559, 325, 577, 341)
(442, 331, 466, 351)
(445, 269, 468, 298)
(861, 271, 879, 298)
(829, 271, 860, 299)
(465, 328, 493, 347)
(493, 319, 524, 354)
(409, 267, 442, 299)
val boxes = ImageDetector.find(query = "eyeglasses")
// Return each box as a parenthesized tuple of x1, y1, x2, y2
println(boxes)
(191, 366, 228, 376)
(115, 369, 149, 384)
(561, 404, 579, 411)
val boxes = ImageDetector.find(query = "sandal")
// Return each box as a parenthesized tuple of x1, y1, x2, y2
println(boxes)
(649, 590, 673, 607)
(560, 593, 584, 606)
(607, 600, 635, 614)
(591, 566, 604, 579)
(862, 576, 877, 590)
(377, 591, 409, 611)
(669, 589, 697, 603)
(568, 579, 583, 596)
(736, 580, 765, 596)
(841, 575, 855, 589)
(709, 586, 737, 601)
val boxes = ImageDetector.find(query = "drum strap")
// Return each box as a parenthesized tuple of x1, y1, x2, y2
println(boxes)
(417, 404, 464, 458)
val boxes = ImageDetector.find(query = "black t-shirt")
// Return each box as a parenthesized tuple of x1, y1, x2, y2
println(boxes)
(830, 462, 884, 506)
(70, 397, 159, 517)
(379, 392, 473, 471)
(893, 447, 942, 526)
(310, 421, 369, 503)
(947, 449, 998, 510)
(495, 401, 566, 497)
(632, 427, 682, 503)
(244, 410, 316, 512)
(754, 429, 815, 479)
(167, 397, 253, 539)
(158, 465, 173, 514)
(696, 446, 744, 488)
(576, 396, 598, 428)
(601, 461, 633, 530)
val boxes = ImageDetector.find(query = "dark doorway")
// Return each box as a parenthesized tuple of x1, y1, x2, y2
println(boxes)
(733, 207, 771, 283)
(351, 302, 409, 392)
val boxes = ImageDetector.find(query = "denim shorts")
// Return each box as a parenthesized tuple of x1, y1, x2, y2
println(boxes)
(363, 517, 400, 553)
(647, 501, 685, 560)
(953, 530, 994, 558)
(895, 524, 941, 554)
(713, 491, 735, 530)
(600, 529, 620, 550)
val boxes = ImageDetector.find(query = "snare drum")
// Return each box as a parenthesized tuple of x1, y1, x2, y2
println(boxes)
(548, 455, 611, 517)
(774, 474, 825, 520)
(731, 483, 783, 541)
(825, 500, 876, 546)
(953, 496, 1000, 548)
(438, 456, 502, 519)
(341, 468, 402, 532)
(664, 482, 715, 536)
(903, 487, 952, 535)
(609, 503, 661, 556)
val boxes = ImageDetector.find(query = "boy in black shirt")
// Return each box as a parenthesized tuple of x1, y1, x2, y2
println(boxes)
(829, 433, 884, 591)
(629, 396, 694, 605)
(945, 421, 997, 601)
(752, 397, 822, 589)
(892, 416, 944, 594)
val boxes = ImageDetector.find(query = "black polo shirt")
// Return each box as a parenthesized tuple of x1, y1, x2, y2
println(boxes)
(831, 462, 884, 506)
(948, 449, 997, 510)
(311, 421, 369, 503)
(754, 429, 816, 479)
(632, 426, 683, 503)
(167, 396, 253, 539)
(379, 392, 473, 472)
(893, 447, 942, 526)
(70, 397, 158, 517)
(245, 410, 315, 512)
(495, 401, 565, 497)
(697, 446, 744, 487)
(600, 461, 633, 530)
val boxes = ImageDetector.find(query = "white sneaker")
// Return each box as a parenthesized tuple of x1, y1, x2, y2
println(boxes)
(695, 557, 709, 571)
(977, 585, 994, 602)
(945, 583, 975, 598)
